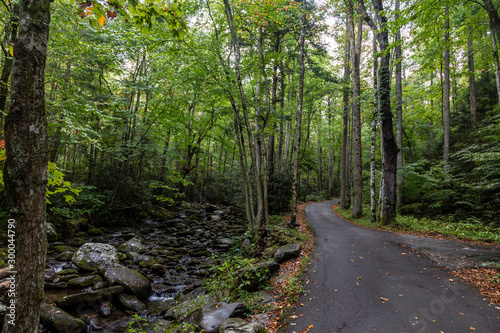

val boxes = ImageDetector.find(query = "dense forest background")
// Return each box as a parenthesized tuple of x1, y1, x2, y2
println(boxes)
(1, 0, 499, 231)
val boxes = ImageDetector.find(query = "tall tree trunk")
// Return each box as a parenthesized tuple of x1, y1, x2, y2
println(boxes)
(2, 2, 50, 333)
(357, 0, 398, 224)
(327, 97, 335, 198)
(395, 0, 404, 209)
(350, 7, 363, 218)
(277, 62, 286, 171)
(468, 25, 477, 128)
(340, 18, 351, 210)
(370, 32, 378, 223)
(481, 0, 500, 43)
(490, 20, 500, 105)
(443, 6, 451, 171)
(290, 0, 307, 226)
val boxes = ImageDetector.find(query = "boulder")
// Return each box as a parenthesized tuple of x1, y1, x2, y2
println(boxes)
(44, 281, 68, 290)
(184, 302, 247, 333)
(98, 301, 114, 317)
(40, 304, 86, 333)
(274, 243, 302, 263)
(151, 263, 167, 275)
(118, 237, 146, 253)
(103, 266, 152, 299)
(69, 238, 86, 247)
(87, 227, 104, 236)
(56, 251, 75, 262)
(67, 275, 102, 289)
(71, 243, 120, 271)
(54, 285, 123, 310)
(44, 268, 57, 282)
(119, 294, 146, 312)
(46, 223, 59, 242)
(219, 318, 268, 333)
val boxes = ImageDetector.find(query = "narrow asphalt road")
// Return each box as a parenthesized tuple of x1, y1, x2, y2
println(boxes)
(286, 200, 500, 333)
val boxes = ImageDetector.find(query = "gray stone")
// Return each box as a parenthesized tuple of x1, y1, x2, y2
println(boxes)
(219, 318, 268, 333)
(184, 302, 247, 333)
(44, 281, 68, 290)
(274, 243, 302, 263)
(44, 268, 57, 282)
(98, 301, 114, 317)
(47, 222, 59, 242)
(151, 263, 167, 275)
(40, 304, 86, 333)
(118, 237, 146, 253)
(71, 243, 120, 271)
(67, 275, 102, 288)
(56, 251, 75, 262)
(119, 294, 146, 312)
(54, 286, 124, 309)
(103, 266, 152, 299)
(87, 227, 104, 236)
(69, 238, 86, 247)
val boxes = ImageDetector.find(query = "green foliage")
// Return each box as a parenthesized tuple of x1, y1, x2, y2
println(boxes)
(335, 204, 500, 244)
(47, 162, 81, 205)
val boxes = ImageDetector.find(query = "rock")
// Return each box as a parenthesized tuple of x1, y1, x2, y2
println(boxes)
(151, 264, 167, 275)
(71, 243, 120, 271)
(118, 237, 146, 253)
(54, 285, 124, 310)
(87, 227, 104, 236)
(47, 222, 59, 242)
(67, 275, 102, 288)
(59, 274, 80, 282)
(119, 294, 146, 312)
(44, 281, 68, 290)
(241, 239, 251, 249)
(138, 256, 158, 268)
(44, 268, 57, 282)
(174, 286, 206, 304)
(184, 302, 247, 333)
(40, 304, 86, 333)
(98, 301, 114, 317)
(274, 243, 302, 263)
(94, 281, 108, 289)
(219, 318, 268, 333)
(256, 291, 274, 305)
(69, 238, 86, 247)
(58, 268, 78, 275)
(53, 245, 71, 253)
(56, 251, 75, 262)
(163, 295, 210, 321)
(103, 266, 152, 299)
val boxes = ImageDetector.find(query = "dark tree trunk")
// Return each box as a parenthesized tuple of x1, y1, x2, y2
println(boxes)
(2, 1, 50, 333)
(340, 18, 351, 210)
(468, 25, 477, 128)
(350, 6, 363, 218)
(443, 6, 451, 171)
(357, 0, 398, 224)
(289, 0, 307, 226)
(395, 0, 404, 209)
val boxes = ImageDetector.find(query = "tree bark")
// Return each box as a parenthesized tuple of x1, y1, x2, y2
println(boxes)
(395, 0, 404, 209)
(2, 1, 50, 333)
(340, 18, 351, 210)
(350, 5, 363, 218)
(370, 31, 378, 223)
(357, 0, 398, 224)
(490, 19, 500, 105)
(290, 0, 307, 226)
(468, 25, 477, 128)
(0, 5, 18, 131)
(443, 6, 451, 171)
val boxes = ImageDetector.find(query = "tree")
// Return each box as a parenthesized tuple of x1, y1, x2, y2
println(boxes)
(340, 17, 351, 210)
(443, 5, 451, 171)
(2, 1, 51, 332)
(350, 2, 363, 218)
(356, 0, 398, 224)
(290, 0, 307, 226)
(395, 0, 404, 209)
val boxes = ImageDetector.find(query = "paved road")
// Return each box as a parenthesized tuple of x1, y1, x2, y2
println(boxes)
(286, 200, 500, 333)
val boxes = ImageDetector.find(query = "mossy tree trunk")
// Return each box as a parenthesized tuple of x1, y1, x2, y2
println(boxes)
(2, 1, 50, 333)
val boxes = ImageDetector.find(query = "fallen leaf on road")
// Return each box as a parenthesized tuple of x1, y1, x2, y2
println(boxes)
(380, 297, 389, 301)
(386, 272, 390, 275)
(470, 327, 476, 330)
(357, 276, 362, 279)
(290, 315, 298, 319)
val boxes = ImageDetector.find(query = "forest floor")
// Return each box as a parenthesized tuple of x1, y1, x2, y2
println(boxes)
(280, 200, 500, 333)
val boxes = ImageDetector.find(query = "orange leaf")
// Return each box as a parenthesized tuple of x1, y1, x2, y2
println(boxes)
(98, 14, 106, 27)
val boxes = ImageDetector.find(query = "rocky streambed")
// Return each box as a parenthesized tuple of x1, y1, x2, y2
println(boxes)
(2, 205, 262, 333)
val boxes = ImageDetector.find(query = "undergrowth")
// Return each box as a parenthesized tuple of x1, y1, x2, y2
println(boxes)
(333, 204, 500, 244)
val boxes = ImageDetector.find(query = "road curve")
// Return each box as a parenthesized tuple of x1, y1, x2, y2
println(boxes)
(286, 200, 500, 333)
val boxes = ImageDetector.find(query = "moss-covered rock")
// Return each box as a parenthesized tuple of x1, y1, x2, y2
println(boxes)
(40, 304, 86, 333)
